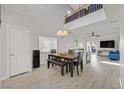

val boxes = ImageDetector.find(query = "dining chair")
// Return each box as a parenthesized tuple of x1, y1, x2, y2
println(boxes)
(73, 52, 83, 76)
(68, 49, 75, 55)
(51, 49, 56, 54)
(50, 49, 57, 67)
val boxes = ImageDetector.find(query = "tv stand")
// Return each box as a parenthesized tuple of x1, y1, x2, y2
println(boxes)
(98, 49, 114, 57)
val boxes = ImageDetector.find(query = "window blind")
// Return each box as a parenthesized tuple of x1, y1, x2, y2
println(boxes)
(39, 36, 57, 52)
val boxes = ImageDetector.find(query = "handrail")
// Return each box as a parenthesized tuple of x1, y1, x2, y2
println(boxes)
(65, 4, 88, 18)
(65, 4, 103, 24)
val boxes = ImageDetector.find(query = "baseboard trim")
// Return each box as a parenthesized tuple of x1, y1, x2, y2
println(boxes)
(0, 76, 9, 80)
(28, 68, 32, 72)
(0, 69, 32, 81)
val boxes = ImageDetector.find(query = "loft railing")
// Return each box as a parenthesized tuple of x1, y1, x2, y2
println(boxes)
(65, 4, 103, 24)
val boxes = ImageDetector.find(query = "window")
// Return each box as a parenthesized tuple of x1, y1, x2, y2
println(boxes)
(39, 36, 57, 52)
(67, 10, 71, 14)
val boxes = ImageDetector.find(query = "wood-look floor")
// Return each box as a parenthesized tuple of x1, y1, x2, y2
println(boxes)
(1, 54, 120, 89)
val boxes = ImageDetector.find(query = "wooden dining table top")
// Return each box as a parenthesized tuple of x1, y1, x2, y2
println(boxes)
(48, 52, 78, 60)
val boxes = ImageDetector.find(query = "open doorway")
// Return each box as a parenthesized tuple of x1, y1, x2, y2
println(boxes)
(86, 41, 96, 53)
(86, 40, 97, 63)
(91, 41, 96, 53)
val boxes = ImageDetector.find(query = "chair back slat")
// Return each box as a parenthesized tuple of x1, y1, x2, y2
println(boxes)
(77, 52, 83, 64)
(51, 49, 56, 54)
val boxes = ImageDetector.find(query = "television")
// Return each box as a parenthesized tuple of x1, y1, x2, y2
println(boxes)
(100, 40, 115, 48)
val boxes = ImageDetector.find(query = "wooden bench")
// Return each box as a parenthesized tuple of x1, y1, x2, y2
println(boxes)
(47, 59, 68, 76)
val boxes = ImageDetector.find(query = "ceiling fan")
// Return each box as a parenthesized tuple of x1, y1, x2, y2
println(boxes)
(88, 32, 100, 38)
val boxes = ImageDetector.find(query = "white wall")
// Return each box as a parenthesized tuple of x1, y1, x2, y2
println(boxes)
(0, 4, 71, 79)
(96, 32, 119, 50)
(58, 36, 74, 51)
(120, 5, 124, 89)
(0, 4, 2, 87)
(29, 5, 71, 50)
(58, 36, 86, 51)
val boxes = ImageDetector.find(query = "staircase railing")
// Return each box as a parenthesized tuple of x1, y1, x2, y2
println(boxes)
(65, 4, 103, 24)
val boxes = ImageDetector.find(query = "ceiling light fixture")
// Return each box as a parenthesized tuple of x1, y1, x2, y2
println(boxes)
(88, 32, 100, 39)
(57, 30, 68, 38)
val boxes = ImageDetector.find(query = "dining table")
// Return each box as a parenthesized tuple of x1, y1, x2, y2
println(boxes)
(48, 52, 78, 77)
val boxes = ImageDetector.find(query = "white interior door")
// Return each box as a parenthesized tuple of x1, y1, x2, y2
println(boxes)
(9, 27, 30, 76)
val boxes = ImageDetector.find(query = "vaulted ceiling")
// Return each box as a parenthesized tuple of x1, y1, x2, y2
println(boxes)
(2, 4, 121, 38)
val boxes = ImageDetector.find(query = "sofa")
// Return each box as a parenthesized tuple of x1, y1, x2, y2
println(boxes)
(108, 50, 120, 61)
